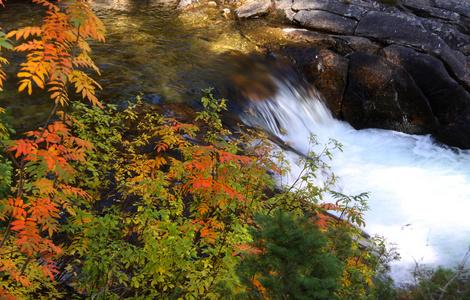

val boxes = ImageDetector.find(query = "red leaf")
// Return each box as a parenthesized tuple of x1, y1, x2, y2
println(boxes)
(10, 219, 26, 231)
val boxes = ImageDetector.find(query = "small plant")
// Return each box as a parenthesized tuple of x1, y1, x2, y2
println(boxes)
(408, 249, 470, 300)
(235, 209, 342, 299)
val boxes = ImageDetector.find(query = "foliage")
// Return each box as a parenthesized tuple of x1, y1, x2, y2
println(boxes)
(403, 250, 470, 300)
(51, 95, 282, 299)
(0, 0, 105, 298)
(55, 94, 402, 300)
(235, 209, 342, 300)
(0, 1, 404, 299)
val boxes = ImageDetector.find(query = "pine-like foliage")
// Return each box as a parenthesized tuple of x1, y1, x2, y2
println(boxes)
(236, 209, 342, 300)
(0, 1, 403, 299)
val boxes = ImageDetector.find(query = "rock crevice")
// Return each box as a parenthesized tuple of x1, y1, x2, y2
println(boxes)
(177, 0, 470, 149)
(271, 0, 470, 149)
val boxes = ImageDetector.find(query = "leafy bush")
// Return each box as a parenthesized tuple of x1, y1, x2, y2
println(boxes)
(0, 0, 401, 298)
(235, 209, 342, 299)
(404, 264, 470, 299)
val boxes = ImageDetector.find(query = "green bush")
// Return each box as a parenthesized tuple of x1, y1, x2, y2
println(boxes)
(235, 209, 342, 299)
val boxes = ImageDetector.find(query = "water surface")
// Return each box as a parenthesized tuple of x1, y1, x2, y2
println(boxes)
(0, 0, 281, 129)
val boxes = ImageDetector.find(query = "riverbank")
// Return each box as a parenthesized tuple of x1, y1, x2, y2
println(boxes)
(176, 0, 470, 150)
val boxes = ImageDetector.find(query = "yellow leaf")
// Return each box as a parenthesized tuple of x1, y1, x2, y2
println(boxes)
(18, 80, 29, 93)
(17, 72, 31, 78)
(5, 30, 16, 39)
(32, 75, 44, 89)
(65, 205, 76, 216)
(50, 91, 61, 100)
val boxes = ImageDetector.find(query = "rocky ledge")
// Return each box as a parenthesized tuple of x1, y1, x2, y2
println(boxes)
(179, 0, 470, 149)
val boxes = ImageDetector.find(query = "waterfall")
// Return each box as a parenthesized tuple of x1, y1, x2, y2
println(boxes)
(239, 76, 470, 284)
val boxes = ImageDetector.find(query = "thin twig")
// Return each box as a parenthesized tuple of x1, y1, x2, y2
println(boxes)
(36, 27, 81, 142)
(0, 140, 20, 168)
(20, 255, 33, 275)
(413, 257, 433, 299)
(438, 246, 470, 300)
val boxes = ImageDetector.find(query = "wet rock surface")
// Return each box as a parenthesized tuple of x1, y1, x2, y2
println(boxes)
(176, 0, 470, 149)
(342, 51, 439, 134)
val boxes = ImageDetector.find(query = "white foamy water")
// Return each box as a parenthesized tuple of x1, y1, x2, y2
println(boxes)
(241, 81, 470, 284)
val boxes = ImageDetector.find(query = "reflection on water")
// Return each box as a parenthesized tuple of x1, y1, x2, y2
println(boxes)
(0, 0, 282, 130)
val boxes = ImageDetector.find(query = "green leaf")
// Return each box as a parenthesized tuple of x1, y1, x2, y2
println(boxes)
(0, 37, 13, 51)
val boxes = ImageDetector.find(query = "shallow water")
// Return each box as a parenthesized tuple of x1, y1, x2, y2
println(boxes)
(0, 0, 283, 130)
(3, 0, 469, 285)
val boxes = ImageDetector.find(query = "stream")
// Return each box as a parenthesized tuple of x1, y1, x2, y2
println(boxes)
(241, 77, 470, 284)
(0, 0, 284, 129)
(1, 0, 470, 285)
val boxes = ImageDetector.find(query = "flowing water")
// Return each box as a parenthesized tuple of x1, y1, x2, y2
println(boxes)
(0, 0, 283, 130)
(2, 0, 470, 285)
(240, 77, 470, 284)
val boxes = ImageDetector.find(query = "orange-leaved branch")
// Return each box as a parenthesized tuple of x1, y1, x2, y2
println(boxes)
(0, 0, 105, 298)
(6, 0, 105, 108)
(0, 120, 92, 290)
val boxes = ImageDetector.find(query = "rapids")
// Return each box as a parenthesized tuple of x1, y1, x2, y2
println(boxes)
(2, 0, 469, 285)
(240, 77, 470, 285)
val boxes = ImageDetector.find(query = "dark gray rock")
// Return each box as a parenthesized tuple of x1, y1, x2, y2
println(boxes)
(436, 108, 470, 149)
(331, 35, 381, 55)
(403, 0, 460, 22)
(355, 11, 446, 52)
(434, 0, 470, 19)
(382, 45, 470, 125)
(382, 45, 470, 149)
(433, 47, 470, 89)
(279, 45, 348, 118)
(420, 19, 470, 50)
(341, 0, 381, 11)
(292, 0, 367, 20)
(236, 0, 271, 19)
(342, 52, 439, 134)
(459, 44, 470, 56)
(294, 10, 358, 35)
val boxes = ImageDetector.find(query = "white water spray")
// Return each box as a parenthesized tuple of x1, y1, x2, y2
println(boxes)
(240, 79, 470, 284)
